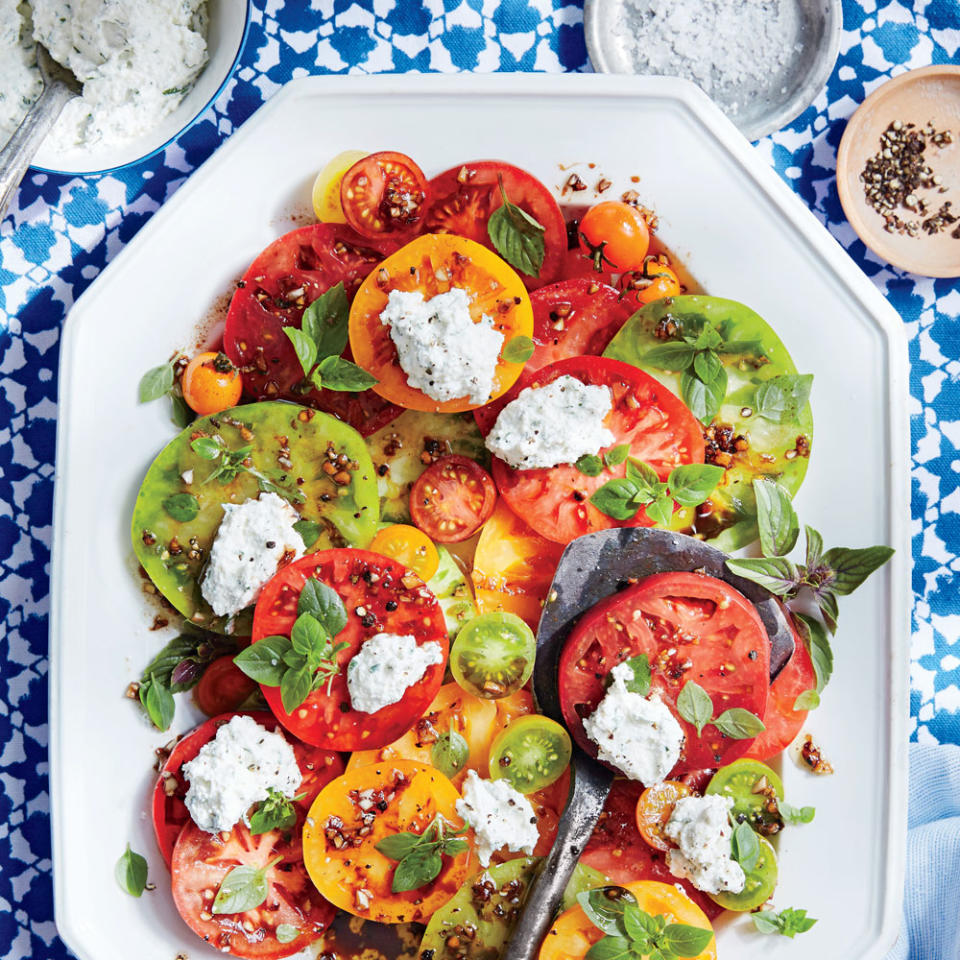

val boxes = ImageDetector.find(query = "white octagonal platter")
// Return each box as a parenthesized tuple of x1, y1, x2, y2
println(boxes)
(50, 74, 909, 960)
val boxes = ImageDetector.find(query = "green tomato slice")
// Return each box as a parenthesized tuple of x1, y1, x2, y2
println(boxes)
(450, 611, 536, 699)
(709, 834, 778, 912)
(419, 857, 608, 960)
(603, 295, 813, 550)
(366, 409, 488, 523)
(706, 758, 784, 833)
(131, 401, 379, 634)
(489, 715, 572, 794)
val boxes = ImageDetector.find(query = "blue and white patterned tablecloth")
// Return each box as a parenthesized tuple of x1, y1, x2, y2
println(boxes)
(1, 1, 958, 956)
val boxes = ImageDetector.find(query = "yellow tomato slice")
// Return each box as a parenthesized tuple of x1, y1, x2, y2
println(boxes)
(312, 149, 368, 223)
(370, 523, 441, 582)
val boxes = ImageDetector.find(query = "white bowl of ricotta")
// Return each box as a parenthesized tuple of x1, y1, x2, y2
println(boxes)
(2, 0, 250, 176)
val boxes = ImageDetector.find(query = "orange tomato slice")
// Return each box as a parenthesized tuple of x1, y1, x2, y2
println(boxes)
(303, 760, 469, 924)
(370, 523, 441, 582)
(635, 780, 692, 852)
(348, 234, 534, 412)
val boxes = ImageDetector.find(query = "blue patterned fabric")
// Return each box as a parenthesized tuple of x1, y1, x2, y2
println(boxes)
(0, 1, 958, 957)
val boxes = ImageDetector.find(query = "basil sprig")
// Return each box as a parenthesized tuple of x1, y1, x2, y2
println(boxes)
(487, 176, 546, 278)
(577, 887, 714, 960)
(374, 815, 468, 893)
(212, 857, 281, 914)
(189, 434, 305, 502)
(249, 788, 306, 835)
(675, 680, 764, 740)
(233, 577, 350, 712)
(284, 281, 377, 392)
(751, 906, 818, 938)
(780, 802, 816, 825)
(115, 844, 148, 897)
(138, 359, 196, 428)
(589, 459, 724, 527)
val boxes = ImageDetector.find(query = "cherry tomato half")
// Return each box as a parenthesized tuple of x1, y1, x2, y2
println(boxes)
(449, 611, 536, 699)
(312, 149, 368, 223)
(181, 351, 243, 416)
(488, 714, 571, 794)
(635, 780, 692, 852)
(578, 201, 651, 274)
(340, 150, 429, 240)
(410, 455, 497, 543)
(193, 654, 257, 717)
(618, 255, 683, 307)
(370, 523, 441, 582)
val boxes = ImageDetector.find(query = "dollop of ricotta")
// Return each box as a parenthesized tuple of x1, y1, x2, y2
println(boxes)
(381, 288, 504, 405)
(0, 1, 42, 146)
(346, 633, 444, 714)
(183, 715, 301, 834)
(485, 375, 615, 470)
(664, 794, 746, 895)
(582, 662, 684, 785)
(455, 770, 539, 866)
(201, 492, 305, 618)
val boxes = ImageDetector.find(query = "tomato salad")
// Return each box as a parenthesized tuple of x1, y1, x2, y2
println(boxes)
(129, 150, 893, 959)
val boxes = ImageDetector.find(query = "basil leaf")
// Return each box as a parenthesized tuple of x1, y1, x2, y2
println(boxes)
(115, 844, 148, 897)
(640, 342, 696, 372)
(141, 676, 175, 731)
(668, 463, 724, 507)
(443, 838, 469, 857)
(822, 545, 895, 596)
(191, 436, 222, 460)
(138, 363, 175, 403)
(585, 935, 633, 960)
(681, 367, 726, 424)
(754, 374, 813, 424)
(676, 681, 713, 735)
(793, 689, 820, 711)
(316, 355, 378, 392)
(391, 847, 443, 893)
(751, 911, 782, 935)
(302, 282, 350, 360)
(731, 821, 759, 871)
(780, 803, 816, 825)
(724, 557, 801, 597)
(691, 326, 723, 350)
(502, 335, 535, 364)
(275, 924, 300, 944)
(590, 478, 641, 521)
(297, 578, 348, 635)
(487, 187, 545, 278)
(662, 922, 715, 957)
(280, 663, 314, 713)
(753, 478, 799, 557)
(141, 631, 213, 691)
(234, 635, 292, 686)
(645, 495, 674, 528)
(375, 831, 423, 862)
(431, 731, 469, 780)
(719, 337, 766, 358)
(604, 443, 630, 467)
(625, 458, 660, 496)
(577, 886, 636, 936)
(818, 589, 839, 635)
(805, 524, 823, 569)
(713, 708, 765, 740)
(170, 391, 195, 428)
(283, 326, 318, 379)
(576, 454, 605, 477)
(793, 613, 833, 692)
(293, 519, 322, 549)
(621, 906, 651, 943)
(291, 613, 327, 658)
(621, 655, 651, 696)
(692, 349, 722, 385)
(212, 861, 275, 914)
(162, 493, 199, 523)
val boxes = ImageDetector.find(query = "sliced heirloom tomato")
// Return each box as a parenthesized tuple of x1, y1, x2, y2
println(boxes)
(559, 572, 770, 773)
(479, 356, 705, 545)
(422, 160, 567, 289)
(348, 234, 534, 412)
(151, 711, 343, 868)
(172, 817, 334, 958)
(410, 455, 497, 543)
(222, 222, 401, 436)
(340, 151, 430, 240)
(303, 760, 469, 923)
(251, 549, 448, 750)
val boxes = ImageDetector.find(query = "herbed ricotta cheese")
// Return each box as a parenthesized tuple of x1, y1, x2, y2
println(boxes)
(455, 770, 539, 867)
(346, 632, 444, 714)
(182, 715, 301, 834)
(485, 375, 615, 470)
(582, 662, 684, 785)
(0, 1, 43, 146)
(200, 492, 305, 618)
(664, 794, 746, 895)
(381, 288, 504, 405)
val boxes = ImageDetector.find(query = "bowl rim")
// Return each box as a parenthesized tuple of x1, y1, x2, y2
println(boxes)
(29, 0, 253, 178)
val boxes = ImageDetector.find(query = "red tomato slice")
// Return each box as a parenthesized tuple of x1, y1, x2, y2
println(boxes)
(194, 655, 257, 717)
(745, 614, 816, 761)
(151, 711, 343, 868)
(478, 356, 704, 544)
(559, 572, 770, 773)
(527, 278, 632, 372)
(422, 160, 567, 289)
(581, 779, 723, 921)
(222, 222, 401, 436)
(340, 150, 430, 240)
(252, 549, 449, 751)
(172, 819, 334, 958)
(409, 454, 497, 543)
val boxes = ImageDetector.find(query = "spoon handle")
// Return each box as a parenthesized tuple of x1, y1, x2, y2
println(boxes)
(0, 80, 76, 222)
(504, 759, 612, 960)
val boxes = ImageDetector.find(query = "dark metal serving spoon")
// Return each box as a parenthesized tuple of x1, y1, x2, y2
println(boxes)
(503, 526, 794, 960)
